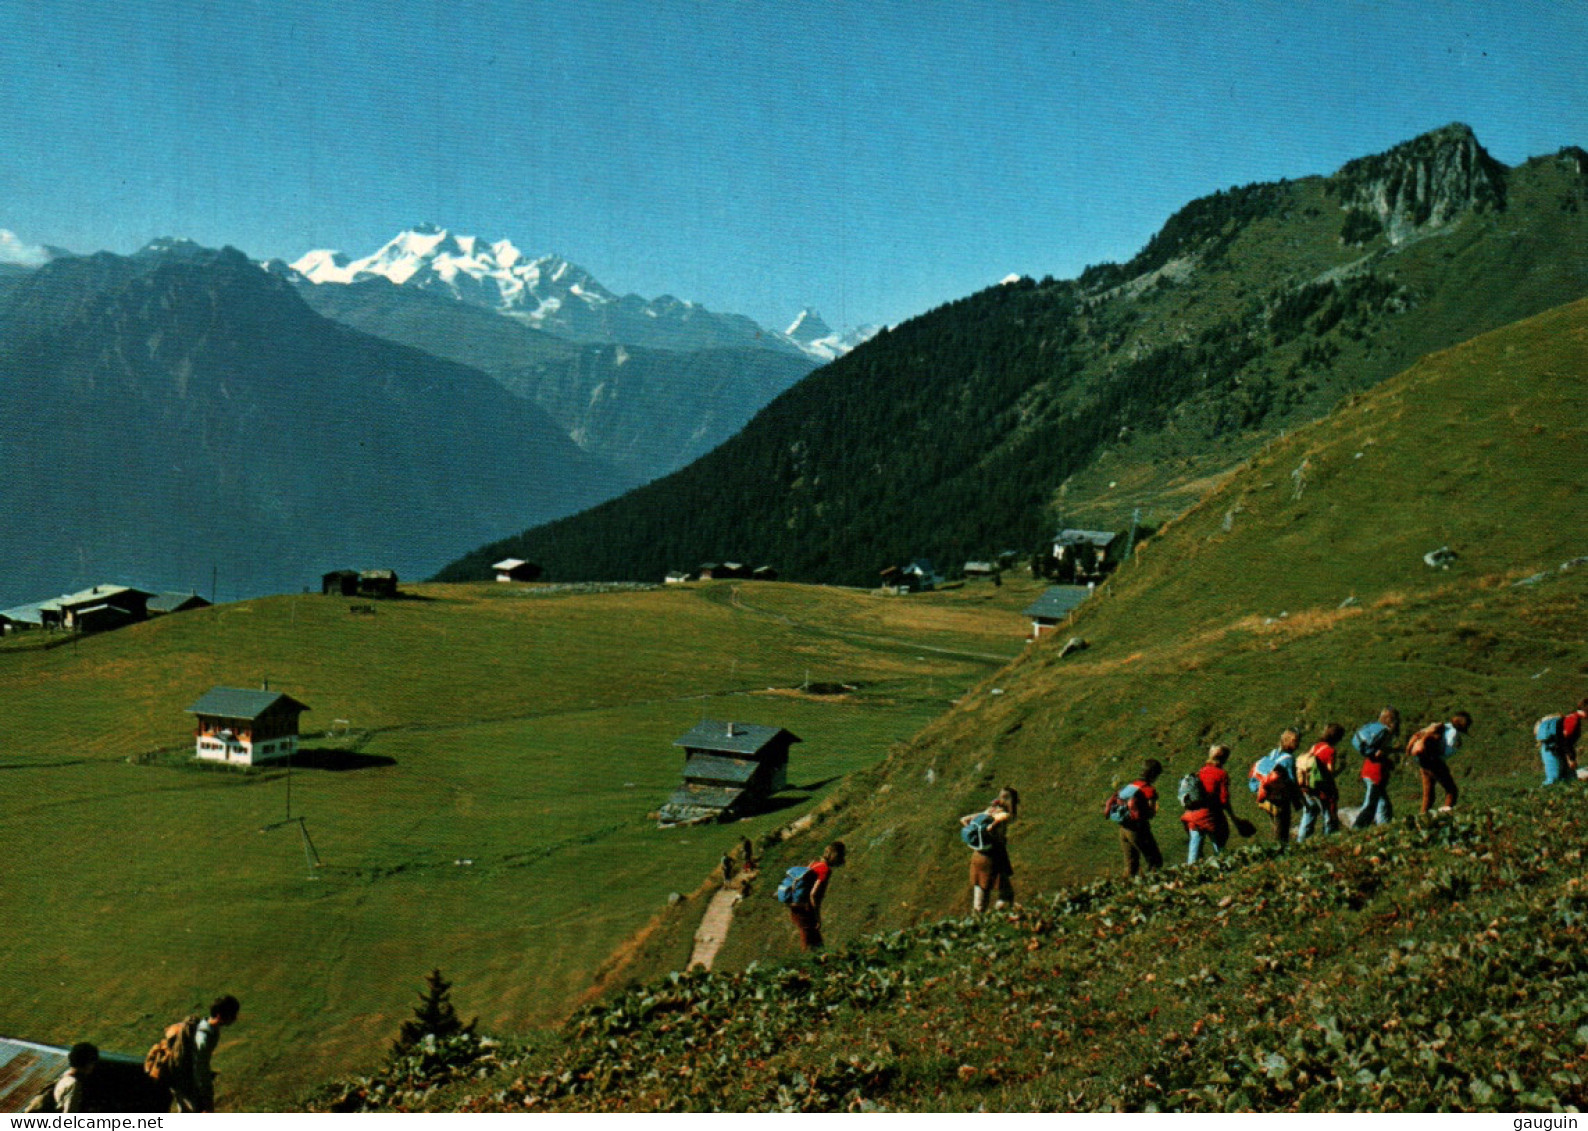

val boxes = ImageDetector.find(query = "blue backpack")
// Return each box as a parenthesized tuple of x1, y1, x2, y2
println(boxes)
(1105, 782, 1144, 824)
(1352, 722, 1390, 758)
(961, 812, 997, 851)
(775, 865, 819, 905)
(1536, 714, 1565, 750)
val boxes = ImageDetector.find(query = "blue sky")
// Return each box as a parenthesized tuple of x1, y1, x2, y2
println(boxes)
(2, 0, 1584, 331)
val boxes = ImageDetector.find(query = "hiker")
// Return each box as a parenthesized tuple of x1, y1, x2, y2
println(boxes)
(1250, 730, 1302, 843)
(1107, 759, 1163, 877)
(1350, 707, 1401, 828)
(1409, 710, 1472, 812)
(1296, 723, 1345, 841)
(959, 786, 1019, 912)
(162, 994, 241, 1112)
(719, 852, 736, 884)
(1537, 698, 1588, 785)
(1194, 744, 1254, 851)
(1178, 782, 1217, 865)
(784, 841, 846, 951)
(25, 1042, 98, 1113)
(739, 836, 757, 873)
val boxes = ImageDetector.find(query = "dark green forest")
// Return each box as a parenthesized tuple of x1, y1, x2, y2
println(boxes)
(437, 126, 1588, 588)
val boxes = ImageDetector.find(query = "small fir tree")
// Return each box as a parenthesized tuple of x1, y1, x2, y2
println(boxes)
(392, 968, 476, 1056)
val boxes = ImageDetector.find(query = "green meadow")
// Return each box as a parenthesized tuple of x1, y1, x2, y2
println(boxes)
(0, 578, 1032, 1108)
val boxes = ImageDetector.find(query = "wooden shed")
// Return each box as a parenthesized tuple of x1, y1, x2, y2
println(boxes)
(1023, 585, 1092, 638)
(658, 720, 800, 826)
(493, 558, 542, 583)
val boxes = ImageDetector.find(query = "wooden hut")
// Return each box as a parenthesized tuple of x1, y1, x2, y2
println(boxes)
(658, 720, 800, 826)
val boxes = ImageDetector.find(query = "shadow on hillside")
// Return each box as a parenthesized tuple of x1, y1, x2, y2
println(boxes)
(793, 775, 843, 792)
(749, 794, 813, 817)
(291, 748, 397, 772)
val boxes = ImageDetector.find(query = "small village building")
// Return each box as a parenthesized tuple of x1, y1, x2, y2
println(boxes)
(1023, 585, 1092, 638)
(751, 565, 778, 581)
(0, 602, 47, 635)
(963, 560, 998, 577)
(698, 562, 722, 579)
(148, 591, 212, 616)
(357, 569, 399, 598)
(658, 720, 800, 826)
(493, 558, 542, 583)
(664, 570, 693, 584)
(322, 569, 360, 596)
(1050, 529, 1121, 583)
(37, 585, 153, 633)
(720, 562, 747, 578)
(186, 686, 311, 766)
(902, 559, 941, 591)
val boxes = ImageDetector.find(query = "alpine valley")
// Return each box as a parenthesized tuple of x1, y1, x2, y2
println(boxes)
(0, 228, 869, 605)
(439, 124, 1588, 588)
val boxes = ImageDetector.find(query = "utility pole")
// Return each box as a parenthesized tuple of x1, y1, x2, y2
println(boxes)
(1124, 507, 1142, 561)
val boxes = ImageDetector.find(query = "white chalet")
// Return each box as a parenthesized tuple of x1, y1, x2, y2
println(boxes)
(186, 687, 310, 766)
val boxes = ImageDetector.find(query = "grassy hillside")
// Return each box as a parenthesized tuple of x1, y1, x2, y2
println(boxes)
(438, 127, 1588, 587)
(0, 579, 1030, 1108)
(594, 295, 1588, 1002)
(290, 295, 1588, 1115)
(340, 784, 1588, 1111)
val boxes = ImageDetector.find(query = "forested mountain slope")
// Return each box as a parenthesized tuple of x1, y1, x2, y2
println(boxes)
(438, 125, 1588, 586)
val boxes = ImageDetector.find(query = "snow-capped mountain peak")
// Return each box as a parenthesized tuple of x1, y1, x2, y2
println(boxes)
(785, 308, 834, 344)
(784, 306, 880, 362)
(288, 225, 863, 360)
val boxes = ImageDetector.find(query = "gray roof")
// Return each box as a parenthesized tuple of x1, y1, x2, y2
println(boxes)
(0, 602, 47, 625)
(1053, 528, 1119, 547)
(0, 1038, 157, 1112)
(673, 720, 800, 757)
(1023, 586, 1092, 620)
(681, 753, 761, 785)
(492, 558, 529, 570)
(148, 591, 210, 613)
(186, 687, 310, 720)
(41, 585, 156, 612)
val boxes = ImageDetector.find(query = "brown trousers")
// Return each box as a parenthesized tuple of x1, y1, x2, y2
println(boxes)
(789, 905, 823, 950)
(1419, 759, 1458, 812)
(1119, 823, 1162, 876)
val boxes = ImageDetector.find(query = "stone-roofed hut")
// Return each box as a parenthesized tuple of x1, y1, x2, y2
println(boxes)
(1023, 585, 1091, 638)
(658, 720, 800, 826)
(186, 686, 311, 766)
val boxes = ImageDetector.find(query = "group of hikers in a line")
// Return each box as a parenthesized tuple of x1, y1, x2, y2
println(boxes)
(1104, 699, 1586, 876)
(774, 699, 1587, 942)
(26, 995, 240, 1114)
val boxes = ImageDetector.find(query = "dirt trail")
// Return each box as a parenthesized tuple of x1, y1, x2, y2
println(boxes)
(689, 877, 751, 969)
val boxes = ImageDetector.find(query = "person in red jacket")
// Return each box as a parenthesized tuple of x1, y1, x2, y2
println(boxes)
(1194, 744, 1245, 851)
(787, 841, 846, 951)
(1116, 759, 1164, 877)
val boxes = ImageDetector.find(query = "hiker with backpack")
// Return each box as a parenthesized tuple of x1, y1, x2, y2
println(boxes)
(777, 842, 846, 951)
(1250, 730, 1303, 843)
(24, 1042, 98, 1113)
(1350, 707, 1401, 828)
(959, 787, 1019, 912)
(1408, 710, 1472, 812)
(1106, 759, 1163, 876)
(1536, 698, 1588, 785)
(147, 994, 241, 1112)
(1295, 723, 1346, 841)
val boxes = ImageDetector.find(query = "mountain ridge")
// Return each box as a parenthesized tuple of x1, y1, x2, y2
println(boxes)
(436, 124, 1588, 587)
(0, 245, 621, 605)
